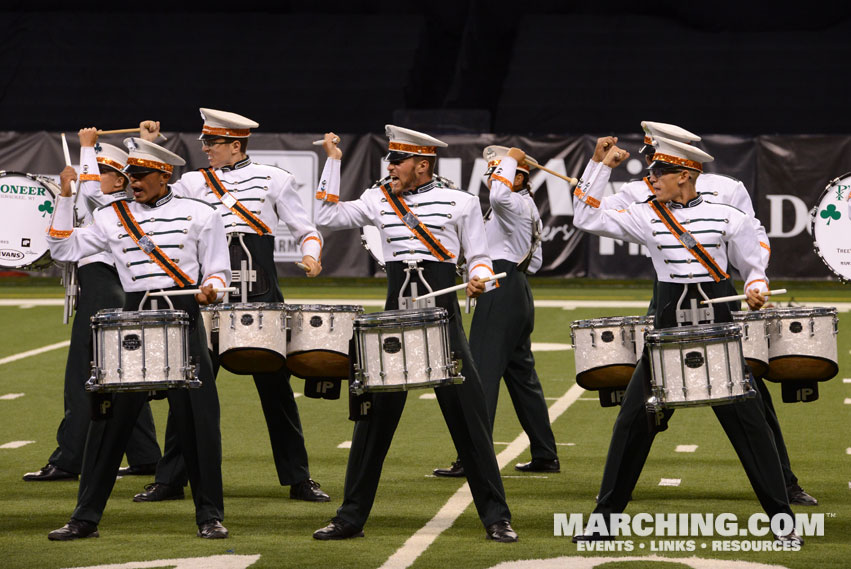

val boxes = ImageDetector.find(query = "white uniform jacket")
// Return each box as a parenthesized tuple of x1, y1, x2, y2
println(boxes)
(486, 156, 542, 273)
(573, 163, 769, 294)
(47, 190, 231, 296)
(171, 157, 322, 260)
(315, 157, 495, 283)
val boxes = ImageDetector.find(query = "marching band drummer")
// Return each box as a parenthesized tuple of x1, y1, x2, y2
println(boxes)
(433, 146, 559, 478)
(587, 121, 817, 507)
(570, 137, 801, 545)
(136, 110, 329, 504)
(45, 138, 231, 540)
(23, 128, 162, 483)
(311, 127, 518, 542)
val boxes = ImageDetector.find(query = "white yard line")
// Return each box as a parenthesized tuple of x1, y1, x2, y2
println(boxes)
(378, 383, 585, 569)
(0, 340, 69, 366)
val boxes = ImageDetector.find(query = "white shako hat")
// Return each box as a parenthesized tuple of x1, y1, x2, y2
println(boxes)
(122, 137, 186, 175)
(384, 124, 448, 162)
(648, 135, 713, 173)
(482, 145, 531, 175)
(640, 120, 700, 154)
(95, 142, 130, 181)
(199, 108, 259, 140)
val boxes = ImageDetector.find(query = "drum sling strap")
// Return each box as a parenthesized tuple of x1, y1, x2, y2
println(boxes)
(380, 183, 455, 262)
(200, 167, 272, 235)
(112, 201, 195, 288)
(649, 199, 729, 283)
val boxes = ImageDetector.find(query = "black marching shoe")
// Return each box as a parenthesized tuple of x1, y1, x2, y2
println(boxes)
(117, 463, 157, 476)
(774, 530, 804, 547)
(433, 460, 465, 477)
(290, 478, 330, 502)
(197, 519, 228, 539)
(23, 464, 78, 482)
(48, 519, 99, 541)
(787, 484, 818, 506)
(133, 482, 185, 502)
(313, 517, 365, 540)
(486, 520, 518, 542)
(514, 458, 560, 473)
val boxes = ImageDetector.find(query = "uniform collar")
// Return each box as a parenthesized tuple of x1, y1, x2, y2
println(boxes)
(141, 189, 174, 209)
(402, 178, 437, 195)
(220, 156, 251, 172)
(668, 195, 703, 209)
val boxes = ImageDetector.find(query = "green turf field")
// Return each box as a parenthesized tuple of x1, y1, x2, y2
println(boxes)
(0, 278, 848, 569)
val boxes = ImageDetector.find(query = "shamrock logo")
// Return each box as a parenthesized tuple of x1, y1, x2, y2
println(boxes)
(820, 203, 841, 225)
(38, 200, 54, 217)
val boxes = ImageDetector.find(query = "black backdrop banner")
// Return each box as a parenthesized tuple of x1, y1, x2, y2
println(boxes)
(2, 132, 849, 281)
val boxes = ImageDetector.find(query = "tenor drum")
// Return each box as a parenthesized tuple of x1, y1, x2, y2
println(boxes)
(811, 173, 851, 281)
(361, 225, 385, 271)
(215, 302, 288, 375)
(351, 307, 463, 393)
(732, 311, 770, 379)
(200, 305, 217, 353)
(88, 309, 198, 392)
(764, 307, 839, 382)
(0, 171, 57, 270)
(571, 316, 648, 390)
(286, 304, 364, 380)
(645, 323, 752, 411)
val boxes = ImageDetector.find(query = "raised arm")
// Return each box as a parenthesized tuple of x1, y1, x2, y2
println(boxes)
(314, 133, 374, 230)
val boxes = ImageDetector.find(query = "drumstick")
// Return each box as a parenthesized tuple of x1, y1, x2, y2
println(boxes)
(147, 287, 237, 297)
(523, 156, 579, 186)
(700, 288, 787, 305)
(96, 127, 168, 141)
(412, 272, 508, 302)
(312, 137, 340, 146)
(295, 262, 309, 270)
(60, 133, 78, 195)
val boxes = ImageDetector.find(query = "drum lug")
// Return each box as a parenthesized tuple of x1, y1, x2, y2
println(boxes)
(645, 395, 661, 414)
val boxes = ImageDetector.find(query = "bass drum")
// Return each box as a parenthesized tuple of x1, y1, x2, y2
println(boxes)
(811, 173, 851, 281)
(0, 171, 58, 270)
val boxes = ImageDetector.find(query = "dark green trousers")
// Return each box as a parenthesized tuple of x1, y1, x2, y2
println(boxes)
(72, 291, 223, 525)
(469, 260, 557, 461)
(48, 262, 160, 474)
(336, 261, 511, 529)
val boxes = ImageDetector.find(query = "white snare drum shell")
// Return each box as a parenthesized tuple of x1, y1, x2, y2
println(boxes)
(353, 308, 461, 391)
(89, 310, 195, 391)
(646, 324, 749, 408)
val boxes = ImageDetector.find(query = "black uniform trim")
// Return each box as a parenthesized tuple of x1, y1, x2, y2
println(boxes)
(380, 184, 454, 262)
(649, 200, 729, 282)
(200, 167, 271, 235)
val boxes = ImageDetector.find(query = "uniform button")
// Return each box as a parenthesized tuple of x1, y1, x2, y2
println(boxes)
(450, 201, 456, 206)
(187, 215, 192, 221)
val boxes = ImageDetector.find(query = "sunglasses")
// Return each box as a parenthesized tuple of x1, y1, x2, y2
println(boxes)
(200, 139, 230, 148)
(649, 168, 684, 179)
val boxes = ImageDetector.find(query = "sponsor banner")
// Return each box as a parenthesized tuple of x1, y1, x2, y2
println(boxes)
(2, 131, 849, 279)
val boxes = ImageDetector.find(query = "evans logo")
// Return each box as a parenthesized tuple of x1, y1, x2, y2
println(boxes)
(0, 249, 25, 260)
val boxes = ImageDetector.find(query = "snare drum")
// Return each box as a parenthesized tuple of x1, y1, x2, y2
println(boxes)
(0, 171, 57, 270)
(286, 304, 364, 380)
(88, 309, 199, 392)
(351, 307, 463, 393)
(215, 302, 289, 375)
(645, 323, 752, 411)
(732, 311, 770, 379)
(811, 173, 851, 281)
(764, 307, 839, 382)
(571, 316, 648, 390)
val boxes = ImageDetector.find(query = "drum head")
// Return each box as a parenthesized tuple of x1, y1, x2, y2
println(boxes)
(812, 173, 851, 281)
(361, 225, 385, 270)
(0, 171, 57, 270)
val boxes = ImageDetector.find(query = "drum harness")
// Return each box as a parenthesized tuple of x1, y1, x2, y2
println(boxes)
(200, 167, 271, 303)
(649, 199, 730, 327)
